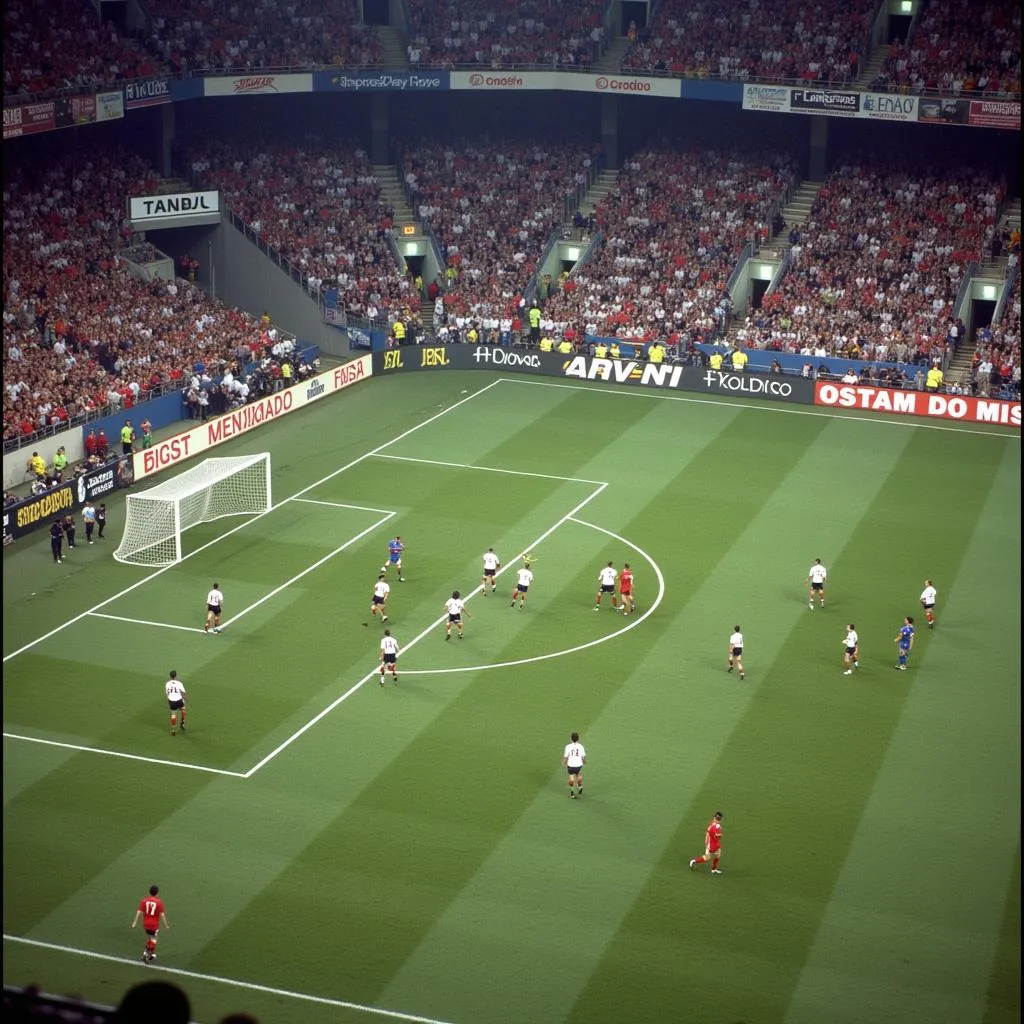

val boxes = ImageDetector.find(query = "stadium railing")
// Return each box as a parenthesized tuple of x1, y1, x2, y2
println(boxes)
(993, 263, 1019, 324)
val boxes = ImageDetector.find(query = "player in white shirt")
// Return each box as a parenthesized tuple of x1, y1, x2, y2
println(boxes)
(164, 670, 187, 736)
(204, 583, 224, 633)
(481, 548, 501, 595)
(511, 562, 534, 609)
(563, 731, 587, 799)
(842, 624, 859, 675)
(727, 626, 745, 680)
(444, 590, 473, 640)
(919, 578, 937, 629)
(806, 559, 827, 609)
(370, 574, 391, 623)
(594, 562, 618, 611)
(379, 629, 400, 685)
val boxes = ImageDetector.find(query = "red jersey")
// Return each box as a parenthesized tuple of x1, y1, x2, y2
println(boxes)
(619, 569, 634, 594)
(706, 819, 723, 851)
(139, 894, 165, 930)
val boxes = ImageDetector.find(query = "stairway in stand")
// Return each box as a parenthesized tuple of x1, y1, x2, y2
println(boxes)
(593, 37, 633, 74)
(377, 26, 408, 69)
(373, 164, 419, 237)
(761, 180, 824, 253)
(854, 46, 887, 90)
(577, 168, 619, 222)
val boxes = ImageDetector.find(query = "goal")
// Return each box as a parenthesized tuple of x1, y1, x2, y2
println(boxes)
(114, 453, 272, 566)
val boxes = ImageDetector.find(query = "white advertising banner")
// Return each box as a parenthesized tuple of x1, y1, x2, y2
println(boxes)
(203, 74, 314, 97)
(450, 70, 680, 98)
(133, 356, 372, 481)
(128, 190, 221, 227)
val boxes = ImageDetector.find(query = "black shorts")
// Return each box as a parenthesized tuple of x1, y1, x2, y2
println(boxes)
(845, 646, 857, 656)
(448, 614, 461, 623)
(600, 584, 615, 593)
(731, 647, 743, 657)
(811, 582, 824, 591)
(382, 653, 397, 665)
(515, 585, 528, 594)
(207, 604, 221, 614)
(922, 602, 934, 610)
(483, 568, 496, 577)
(144, 928, 158, 938)
(372, 595, 386, 605)
(567, 765, 582, 776)
(168, 699, 184, 711)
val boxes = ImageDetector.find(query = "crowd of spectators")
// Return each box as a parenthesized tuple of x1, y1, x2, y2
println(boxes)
(734, 160, 1003, 367)
(3, 0, 161, 101)
(144, 0, 380, 75)
(402, 138, 602, 327)
(540, 146, 797, 345)
(406, 0, 605, 69)
(871, 0, 1021, 97)
(621, 0, 875, 84)
(2, 145, 285, 446)
(185, 138, 410, 320)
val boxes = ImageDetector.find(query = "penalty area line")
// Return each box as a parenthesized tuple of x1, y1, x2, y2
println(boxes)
(372, 453, 607, 486)
(2, 934, 460, 1024)
(86, 612, 207, 635)
(1, 733, 247, 778)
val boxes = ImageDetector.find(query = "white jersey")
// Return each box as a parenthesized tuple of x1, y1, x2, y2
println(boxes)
(165, 678, 186, 702)
(808, 563, 828, 584)
(730, 631, 744, 650)
(598, 566, 617, 587)
(380, 635, 400, 656)
(920, 585, 937, 605)
(445, 597, 465, 616)
(482, 551, 500, 571)
(563, 741, 586, 768)
(516, 568, 534, 588)
(845, 629, 859, 649)
(374, 580, 390, 599)
(207, 588, 224, 608)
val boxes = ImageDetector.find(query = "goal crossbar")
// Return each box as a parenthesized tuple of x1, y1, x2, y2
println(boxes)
(114, 453, 272, 566)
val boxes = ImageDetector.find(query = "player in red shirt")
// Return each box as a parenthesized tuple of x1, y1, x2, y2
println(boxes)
(689, 811, 724, 875)
(131, 884, 170, 962)
(619, 563, 635, 616)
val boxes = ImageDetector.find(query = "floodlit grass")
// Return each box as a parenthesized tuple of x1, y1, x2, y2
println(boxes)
(3, 372, 1020, 1024)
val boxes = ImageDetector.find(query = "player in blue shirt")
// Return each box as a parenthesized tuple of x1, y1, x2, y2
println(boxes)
(894, 616, 915, 670)
(382, 536, 405, 582)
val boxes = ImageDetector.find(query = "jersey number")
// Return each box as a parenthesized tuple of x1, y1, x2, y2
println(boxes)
(145, 901, 158, 916)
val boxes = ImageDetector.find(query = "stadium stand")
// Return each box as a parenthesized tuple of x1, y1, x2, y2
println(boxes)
(971, 271, 1020, 397)
(2, 146, 284, 447)
(541, 146, 797, 343)
(871, 0, 1021, 97)
(184, 139, 410, 320)
(405, 0, 606, 69)
(144, 0, 381, 74)
(3, 0, 160, 101)
(733, 161, 1003, 367)
(401, 138, 601, 323)
(621, 0, 875, 83)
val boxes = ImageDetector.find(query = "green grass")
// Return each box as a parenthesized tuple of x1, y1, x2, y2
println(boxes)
(3, 371, 1020, 1024)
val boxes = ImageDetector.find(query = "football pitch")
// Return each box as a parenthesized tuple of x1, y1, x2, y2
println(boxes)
(3, 371, 1020, 1024)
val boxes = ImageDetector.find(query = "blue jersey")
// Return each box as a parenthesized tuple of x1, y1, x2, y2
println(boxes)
(388, 538, 404, 563)
(898, 623, 914, 649)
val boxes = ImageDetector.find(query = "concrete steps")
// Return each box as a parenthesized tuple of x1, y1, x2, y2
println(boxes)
(855, 47, 887, 89)
(372, 164, 421, 236)
(576, 168, 619, 221)
(594, 37, 632, 74)
(761, 180, 823, 252)
(377, 25, 408, 69)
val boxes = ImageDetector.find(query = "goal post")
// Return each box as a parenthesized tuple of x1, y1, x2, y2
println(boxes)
(114, 453, 272, 566)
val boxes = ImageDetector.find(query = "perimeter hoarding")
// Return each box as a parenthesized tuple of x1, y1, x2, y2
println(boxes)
(449, 70, 681, 98)
(814, 383, 1020, 426)
(742, 86, 918, 122)
(203, 74, 314, 97)
(314, 70, 449, 91)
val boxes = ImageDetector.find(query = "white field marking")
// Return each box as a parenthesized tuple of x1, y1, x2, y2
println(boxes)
(396, 516, 665, 676)
(85, 612, 208, 635)
(292, 498, 396, 515)
(1, 733, 247, 778)
(498, 376, 1022, 439)
(219, 511, 395, 631)
(373, 453, 607, 486)
(2, 378, 505, 665)
(2, 934, 459, 1024)
(241, 482, 607, 778)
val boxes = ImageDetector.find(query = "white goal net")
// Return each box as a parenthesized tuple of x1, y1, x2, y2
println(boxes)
(114, 453, 272, 566)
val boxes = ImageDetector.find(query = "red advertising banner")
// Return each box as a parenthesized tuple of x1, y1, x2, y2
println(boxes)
(3, 101, 56, 139)
(969, 100, 1021, 130)
(814, 383, 1020, 427)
